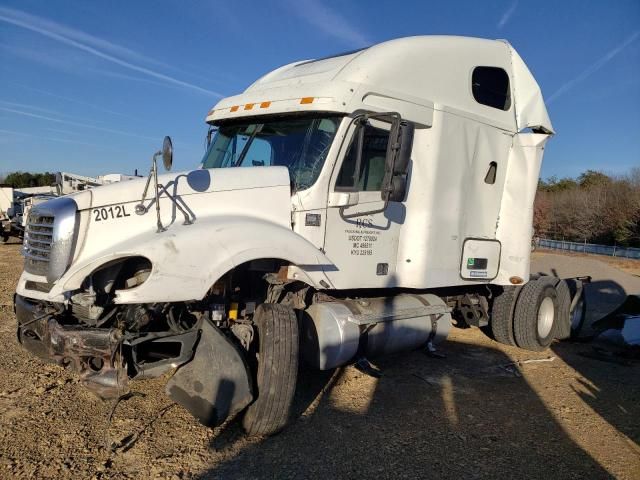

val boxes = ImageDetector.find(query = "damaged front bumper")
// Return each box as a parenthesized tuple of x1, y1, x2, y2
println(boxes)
(15, 294, 198, 399)
(16, 294, 128, 398)
(14, 294, 254, 427)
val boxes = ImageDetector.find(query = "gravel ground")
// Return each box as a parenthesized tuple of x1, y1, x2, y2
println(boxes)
(1, 242, 639, 479)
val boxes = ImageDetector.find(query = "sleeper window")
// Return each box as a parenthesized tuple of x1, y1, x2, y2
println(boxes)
(472, 67, 511, 111)
(336, 124, 389, 191)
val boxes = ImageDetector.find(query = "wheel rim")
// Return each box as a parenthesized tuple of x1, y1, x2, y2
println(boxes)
(537, 297, 555, 338)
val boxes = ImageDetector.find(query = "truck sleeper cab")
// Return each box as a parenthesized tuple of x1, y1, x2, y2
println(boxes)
(14, 36, 569, 436)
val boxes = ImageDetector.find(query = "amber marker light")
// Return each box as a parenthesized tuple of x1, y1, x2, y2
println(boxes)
(509, 276, 524, 285)
(230, 106, 239, 112)
(300, 97, 314, 104)
(260, 101, 271, 108)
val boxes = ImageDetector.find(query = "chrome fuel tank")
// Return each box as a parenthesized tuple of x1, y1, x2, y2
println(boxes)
(301, 293, 451, 370)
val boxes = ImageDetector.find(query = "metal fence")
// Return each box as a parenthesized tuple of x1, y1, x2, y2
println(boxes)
(538, 238, 640, 259)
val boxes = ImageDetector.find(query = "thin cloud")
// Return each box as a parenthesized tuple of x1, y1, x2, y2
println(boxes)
(0, 106, 157, 141)
(0, 100, 79, 120)
(0, 7, 167, 69)
(44, 127, 82, 136)
(497, 1, 518, 29)
(0, 128, 106, 148)
(9, 83, 136, 120)
(0, 6, 223, 98)
(92, 68, 189, 90)
(286, 0, 370, 48)
(547, 30, 640, 104)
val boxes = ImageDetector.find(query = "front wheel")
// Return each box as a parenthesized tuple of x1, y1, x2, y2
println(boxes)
(242, 303, 299, 436)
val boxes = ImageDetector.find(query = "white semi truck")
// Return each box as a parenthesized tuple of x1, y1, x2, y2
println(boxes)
(14, 36, 570, 436)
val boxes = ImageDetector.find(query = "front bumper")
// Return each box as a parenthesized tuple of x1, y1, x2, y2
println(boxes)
(15, 294, 254, 428)
(15, 294, 126, 399)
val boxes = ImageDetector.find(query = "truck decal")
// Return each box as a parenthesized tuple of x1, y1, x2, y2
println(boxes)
(92, 204, 131, 222)
(346, 228, 379, 256)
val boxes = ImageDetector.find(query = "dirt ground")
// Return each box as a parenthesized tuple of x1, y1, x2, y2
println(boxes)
(1, 241, 639, 479)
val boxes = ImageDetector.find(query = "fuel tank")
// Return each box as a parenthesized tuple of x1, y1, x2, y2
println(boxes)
(301, 293, 451, 370)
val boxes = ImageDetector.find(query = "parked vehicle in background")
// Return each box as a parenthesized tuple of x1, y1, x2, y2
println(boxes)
(14, 35, 575, 436)
(54, 171, 137, 196)
(1, 172, 136, 244)
(0, 184, 15, 243)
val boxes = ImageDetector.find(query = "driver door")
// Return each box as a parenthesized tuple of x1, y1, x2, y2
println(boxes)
(322, 119, 404, 289)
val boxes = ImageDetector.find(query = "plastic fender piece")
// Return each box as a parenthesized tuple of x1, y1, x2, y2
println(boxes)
(166, 320, 253, 427)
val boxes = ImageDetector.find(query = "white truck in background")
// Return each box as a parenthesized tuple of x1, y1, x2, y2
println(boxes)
(14, 36, 572, 436)
(54, 171, 137, 196)
(0, 184, 15, 242)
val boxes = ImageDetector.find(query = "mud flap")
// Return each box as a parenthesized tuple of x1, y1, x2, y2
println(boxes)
(165, 320, 253, 427)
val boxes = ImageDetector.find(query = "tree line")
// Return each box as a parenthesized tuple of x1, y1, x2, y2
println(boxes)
(0, 171, 57, 188)
(2, 168, 638, 248)
(534, 168, 640, 248)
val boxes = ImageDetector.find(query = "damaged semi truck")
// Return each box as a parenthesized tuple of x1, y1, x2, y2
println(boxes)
(14, 36, 565, 436)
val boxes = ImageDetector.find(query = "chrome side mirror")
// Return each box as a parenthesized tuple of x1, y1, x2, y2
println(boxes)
(136, 136, 176, 232)
(162, 136, 173, 171)
(382, 120, 414, 203)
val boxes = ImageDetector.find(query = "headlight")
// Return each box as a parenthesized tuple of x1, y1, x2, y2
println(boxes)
(23, 197, 78, 282)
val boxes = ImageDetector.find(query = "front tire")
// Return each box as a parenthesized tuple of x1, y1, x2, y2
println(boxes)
(242, 303, 299, 436)
(513, 277, 559, 351)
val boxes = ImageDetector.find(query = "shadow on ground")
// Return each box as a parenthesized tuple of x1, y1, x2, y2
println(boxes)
(195, 337, 618, 479)
(191, 270, 640, 479)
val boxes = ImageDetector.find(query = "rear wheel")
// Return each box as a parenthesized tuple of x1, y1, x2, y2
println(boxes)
(242, 303, 299, 436)
(513, 277, 559, 351)
(552, 279, 571, 340)
(490, 286, 520, 346)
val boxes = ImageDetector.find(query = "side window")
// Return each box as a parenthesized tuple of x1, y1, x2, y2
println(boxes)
(472, 67, 511, 111)
(336, 124, 389, 191)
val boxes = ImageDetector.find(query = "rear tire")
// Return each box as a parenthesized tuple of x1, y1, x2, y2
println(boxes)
(242, 303, 299, 437)
(553, 279, 571, 340)
(490, 286, 520, 346)
(513, 277, 559, 351)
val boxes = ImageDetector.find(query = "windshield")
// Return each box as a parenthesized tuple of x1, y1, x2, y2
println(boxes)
(201, 114, 342, 191)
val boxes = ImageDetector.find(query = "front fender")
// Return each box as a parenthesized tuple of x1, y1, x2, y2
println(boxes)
(57, 215, 334, 303)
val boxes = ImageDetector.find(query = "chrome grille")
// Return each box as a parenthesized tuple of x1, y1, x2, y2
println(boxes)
(23, 213, 55, 275)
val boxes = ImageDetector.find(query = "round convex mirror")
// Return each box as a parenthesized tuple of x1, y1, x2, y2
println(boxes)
(162, 136, 173, 171)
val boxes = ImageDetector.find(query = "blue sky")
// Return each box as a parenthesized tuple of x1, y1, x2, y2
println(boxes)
(0, 0, 638, 180)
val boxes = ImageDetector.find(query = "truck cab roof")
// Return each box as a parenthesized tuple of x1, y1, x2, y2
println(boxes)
(206, 35, 553, 135)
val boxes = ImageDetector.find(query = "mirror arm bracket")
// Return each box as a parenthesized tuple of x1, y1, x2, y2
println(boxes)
(135, 151, 166, 232)
(134, 136, 180, 233)
(339, 200, 389, 220)
(152, 152, 165, 232)
(157, 184, 194, 226)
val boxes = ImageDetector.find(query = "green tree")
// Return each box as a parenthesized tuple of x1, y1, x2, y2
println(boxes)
(4, 171, 56, 188)
(577, 170, 611, 189)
